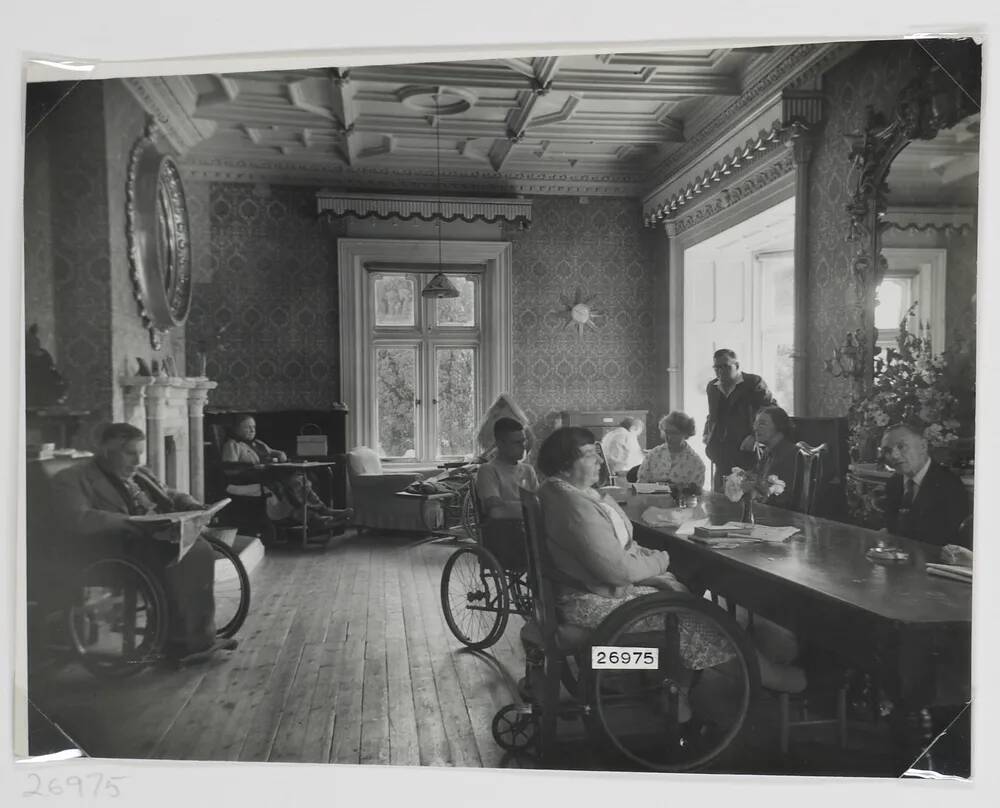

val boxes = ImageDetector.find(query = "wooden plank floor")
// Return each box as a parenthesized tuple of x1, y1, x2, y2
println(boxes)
(28, 533, 525, 767)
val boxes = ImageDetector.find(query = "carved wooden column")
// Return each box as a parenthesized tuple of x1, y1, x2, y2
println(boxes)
(783, 88, 823, 416)
(187, 379, 217, 502)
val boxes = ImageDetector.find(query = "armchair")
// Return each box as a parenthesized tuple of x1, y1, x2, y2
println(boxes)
(346, 447, 443, 534)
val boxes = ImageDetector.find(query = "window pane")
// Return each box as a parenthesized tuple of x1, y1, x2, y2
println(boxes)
(435, 347, 476, 458)
(375, 346, 417, 458)
(768, 263, 794, 321)
(435, 276, 477, 327)
(374, 274, 416, 326)
(771, 339, 795, 416)
(875, 278, 909, 330)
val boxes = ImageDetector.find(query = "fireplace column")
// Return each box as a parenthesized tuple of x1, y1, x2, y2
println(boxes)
(143, 381, 170, 483)
(187, 380, 217, 502)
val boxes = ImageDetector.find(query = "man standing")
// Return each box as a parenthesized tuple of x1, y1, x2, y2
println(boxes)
(703, 348, 777, 491)
(53, 422, 236, 661)
(881, 422, 970, 548)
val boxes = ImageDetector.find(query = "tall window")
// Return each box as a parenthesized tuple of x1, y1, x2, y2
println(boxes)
(876, 248, 947, 354)
(370, 271, 483, 463)
(755, 251, 795, 414)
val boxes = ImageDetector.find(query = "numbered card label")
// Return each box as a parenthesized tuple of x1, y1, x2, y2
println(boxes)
(591, 646, 658, 669)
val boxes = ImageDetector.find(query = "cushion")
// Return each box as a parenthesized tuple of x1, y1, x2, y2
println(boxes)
(348, 446, 383, 476)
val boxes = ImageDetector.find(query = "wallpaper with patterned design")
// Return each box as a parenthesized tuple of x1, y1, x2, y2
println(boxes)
(103, 79, 185, 419)
(33, 81, 114, 425)
(501, 196, 660, 443)
(185, 183, 345, 411)
(806, 41, 923, 416)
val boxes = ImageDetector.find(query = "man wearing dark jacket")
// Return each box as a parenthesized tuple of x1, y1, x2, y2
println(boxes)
(52, 422, 237, 661)
(881, 422, 970, 549)
(703, 348, 777, 491)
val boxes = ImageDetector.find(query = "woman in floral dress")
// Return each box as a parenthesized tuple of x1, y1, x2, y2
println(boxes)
(636, 411, 706, 489)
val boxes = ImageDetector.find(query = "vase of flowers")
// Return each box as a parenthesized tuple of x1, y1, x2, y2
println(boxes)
(846, 304, 969, 464)
(723, 467, 786, 525)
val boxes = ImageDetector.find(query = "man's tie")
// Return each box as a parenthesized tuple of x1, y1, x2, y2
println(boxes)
(901, 477, 916, 511)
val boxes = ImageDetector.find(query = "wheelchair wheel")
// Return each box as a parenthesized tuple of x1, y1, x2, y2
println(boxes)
(491, 703, 538, 751)
(460, 488, 480, 542)
(67, 556, 169, 678)
(205, 537, 250, 639)
(507, 570, 534, 617)
(440, 545, 510, 650)
(585, 593, 760, 772)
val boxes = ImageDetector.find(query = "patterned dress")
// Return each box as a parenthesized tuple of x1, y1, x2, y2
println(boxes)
(636, 441, 706, 488)
(544, 479, 733, 669)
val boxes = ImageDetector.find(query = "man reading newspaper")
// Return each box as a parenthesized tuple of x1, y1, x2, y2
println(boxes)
(53, 422, 237, 662)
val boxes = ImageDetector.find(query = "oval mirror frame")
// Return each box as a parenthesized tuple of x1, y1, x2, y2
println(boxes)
(126, 122, 192, 350)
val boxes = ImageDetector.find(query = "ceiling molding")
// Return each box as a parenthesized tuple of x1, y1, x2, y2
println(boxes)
(642, 42, 861, 196)
(659, 148, 797, 237)
(122, 76, 216, 154)
(316, 191, 533, 226)
(643, 120, 788, 224)
(179, 158, 641, 196)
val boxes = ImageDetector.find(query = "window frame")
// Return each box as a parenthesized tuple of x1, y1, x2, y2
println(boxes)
(338, 238, 512, 464)
(877, 248, 947, 354)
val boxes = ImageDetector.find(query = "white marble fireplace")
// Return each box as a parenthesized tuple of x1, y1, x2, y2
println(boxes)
(119, 375, 218, 501)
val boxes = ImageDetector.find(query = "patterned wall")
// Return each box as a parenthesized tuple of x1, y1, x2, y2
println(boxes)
(806, 41, 924, 416)
(502, 196, 660, 442)
(103, 80, 185, 418)
(186, 183, 344, 411)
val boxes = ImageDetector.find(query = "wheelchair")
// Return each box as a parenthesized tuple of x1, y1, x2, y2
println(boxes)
(489, 489, 761, 772)
(29, 532, 250, 678)
(439, 469, 534, 651)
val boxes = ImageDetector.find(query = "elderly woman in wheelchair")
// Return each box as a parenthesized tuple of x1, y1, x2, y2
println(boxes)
(493, 426, 806, 771)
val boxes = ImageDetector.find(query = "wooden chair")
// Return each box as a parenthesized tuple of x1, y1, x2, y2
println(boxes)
(793, 441, 828, 516)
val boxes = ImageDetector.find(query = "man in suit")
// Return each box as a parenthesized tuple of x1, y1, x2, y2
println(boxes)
(703, 348, 777, 491)
(52, 422, 236, 661)
(880, 422, 970, 549)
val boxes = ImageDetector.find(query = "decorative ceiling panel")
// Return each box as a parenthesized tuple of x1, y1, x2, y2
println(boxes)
(132, 45, 852, 196)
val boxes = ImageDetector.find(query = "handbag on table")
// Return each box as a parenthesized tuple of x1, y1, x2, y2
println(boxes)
(296, 423, 328, 457)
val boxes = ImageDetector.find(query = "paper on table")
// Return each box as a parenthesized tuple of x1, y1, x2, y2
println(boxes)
(749, 525, 801, 542)
(641, 506, 698, 527)
(925, 563, 973, 579)
(633, 482, 672, 494)
(927, 566, 973, 584)
(128, 498, 231, 561)
(676, 519, 710, 537)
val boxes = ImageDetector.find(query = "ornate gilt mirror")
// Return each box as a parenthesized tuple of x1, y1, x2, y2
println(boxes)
(844, 42, 981, 394)
(126, 121, 192, 349)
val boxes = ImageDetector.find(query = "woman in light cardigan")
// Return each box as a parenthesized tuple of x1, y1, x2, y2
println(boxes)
(536, 425, 805, 693)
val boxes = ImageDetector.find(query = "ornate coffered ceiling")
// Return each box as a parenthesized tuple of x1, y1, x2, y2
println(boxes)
(124, 43, 853, 197)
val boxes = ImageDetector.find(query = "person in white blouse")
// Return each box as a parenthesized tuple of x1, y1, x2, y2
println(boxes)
(636, 411, 706, 489)
(600, 417, 646, 479)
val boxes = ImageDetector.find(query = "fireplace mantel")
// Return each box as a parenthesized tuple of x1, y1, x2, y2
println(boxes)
(119, 375, 218, 501)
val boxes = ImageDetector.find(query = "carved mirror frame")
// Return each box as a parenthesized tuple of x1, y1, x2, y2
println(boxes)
(844, 45, 980, 394)
(126, 121, 193, 350)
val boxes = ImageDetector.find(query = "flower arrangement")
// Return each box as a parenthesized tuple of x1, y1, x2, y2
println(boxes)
(723, 467, 787, 503)
(846, 303, 967, 463)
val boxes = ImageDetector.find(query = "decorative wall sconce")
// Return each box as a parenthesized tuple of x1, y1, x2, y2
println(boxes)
(551, 288, 604, 339)
(824, 329, 868, 379)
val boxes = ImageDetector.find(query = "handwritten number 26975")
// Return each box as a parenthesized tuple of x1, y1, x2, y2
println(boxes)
(22, 772, 126, 798)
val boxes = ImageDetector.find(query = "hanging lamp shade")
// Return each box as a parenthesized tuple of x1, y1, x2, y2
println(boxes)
(421, 271, 460, 298)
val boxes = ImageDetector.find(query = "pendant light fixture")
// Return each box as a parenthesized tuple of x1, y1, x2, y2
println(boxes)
(421, 91, 460, 299)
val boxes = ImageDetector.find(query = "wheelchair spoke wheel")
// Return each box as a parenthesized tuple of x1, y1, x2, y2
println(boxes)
(586, 593, 760, 772)
(460, 489, 481, 542)
(440, 546, 509, 650)
(508, 571, 534, 617)
(68, 557, 169, 678)
(205, 537, 251, 639)
(492, 703, 538, 751)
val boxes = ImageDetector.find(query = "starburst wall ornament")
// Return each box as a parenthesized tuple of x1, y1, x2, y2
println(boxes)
(551, 288, 604, 338)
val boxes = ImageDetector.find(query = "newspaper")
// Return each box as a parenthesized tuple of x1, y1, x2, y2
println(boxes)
(128, 498, 231, 561)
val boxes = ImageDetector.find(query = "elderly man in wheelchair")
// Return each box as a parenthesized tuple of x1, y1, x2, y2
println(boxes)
(492, 426, 807, 772)
(35, 423, 245, 675)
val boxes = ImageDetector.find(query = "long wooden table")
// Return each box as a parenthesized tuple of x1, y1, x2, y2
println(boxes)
(624, 491, 971, 769)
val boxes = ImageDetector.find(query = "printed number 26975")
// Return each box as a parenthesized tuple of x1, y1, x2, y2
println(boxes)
(591, 646, 658, 669)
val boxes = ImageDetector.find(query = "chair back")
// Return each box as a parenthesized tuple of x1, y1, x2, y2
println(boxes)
(519, 488, 561, 655)
(794, 441, 828, 515)
(347, 446, 383, 477)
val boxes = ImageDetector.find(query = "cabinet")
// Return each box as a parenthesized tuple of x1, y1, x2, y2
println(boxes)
(557, 410, 649, 450)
